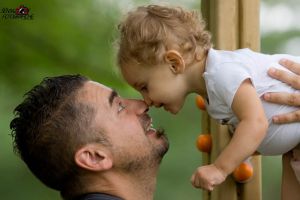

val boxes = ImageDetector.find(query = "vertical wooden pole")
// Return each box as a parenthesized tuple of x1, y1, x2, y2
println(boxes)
(237, 1, 262, 200)
(201, 112, 211, 200)
(210, 121, 238, 200)
(200, 0, 261, 200)
(201, 2, 211, 199)
(239, 0, 260, 51)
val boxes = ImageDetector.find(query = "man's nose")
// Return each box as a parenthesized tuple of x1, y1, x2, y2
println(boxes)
(124, 98, 149, 115)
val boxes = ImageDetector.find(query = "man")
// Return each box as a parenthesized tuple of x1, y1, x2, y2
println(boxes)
(10, 60, 300, 200)
(10, 75, 169, 200)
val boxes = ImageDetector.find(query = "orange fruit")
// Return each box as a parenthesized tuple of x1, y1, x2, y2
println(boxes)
(196, 134, 212, 153)
(233, 163, 253, 183)
(196, 95, 206, 110)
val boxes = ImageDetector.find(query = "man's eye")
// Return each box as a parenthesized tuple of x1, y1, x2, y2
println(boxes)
(118, 102, 124, 112)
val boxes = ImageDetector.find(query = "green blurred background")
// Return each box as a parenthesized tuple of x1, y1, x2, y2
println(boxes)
(1, 0, 299, 199)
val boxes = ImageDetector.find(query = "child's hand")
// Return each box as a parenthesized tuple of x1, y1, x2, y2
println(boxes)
(190, 164, 226, 191)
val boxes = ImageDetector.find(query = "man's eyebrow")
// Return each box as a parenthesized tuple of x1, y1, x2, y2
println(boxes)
(109, 88, 119, 108)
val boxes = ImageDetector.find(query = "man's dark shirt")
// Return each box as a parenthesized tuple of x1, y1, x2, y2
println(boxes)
(73, 193, 125, 200)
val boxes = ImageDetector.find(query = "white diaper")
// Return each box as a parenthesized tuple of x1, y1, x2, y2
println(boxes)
(291, 148, 300, 184)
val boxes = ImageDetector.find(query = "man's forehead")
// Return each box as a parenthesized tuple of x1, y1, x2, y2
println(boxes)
(81, 82, 115, 130)
(83, 81, 116, 96)
(83, 81, 119, 104)
(86, 81, 112, 91)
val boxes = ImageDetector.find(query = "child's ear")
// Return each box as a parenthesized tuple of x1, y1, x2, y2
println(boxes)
(75, 143, 113, 172)
(164, 50, 185, 74)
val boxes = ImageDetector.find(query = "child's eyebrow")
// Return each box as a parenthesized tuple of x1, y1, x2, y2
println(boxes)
(134, 78, 141, 88)
(109, 88, 119, 107)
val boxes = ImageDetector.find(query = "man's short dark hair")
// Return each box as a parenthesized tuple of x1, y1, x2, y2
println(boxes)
(10, 75, 108, 199)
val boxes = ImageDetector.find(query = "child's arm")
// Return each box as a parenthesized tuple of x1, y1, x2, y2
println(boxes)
(191, 79, 268, 191)
(214, 78, 268, 174)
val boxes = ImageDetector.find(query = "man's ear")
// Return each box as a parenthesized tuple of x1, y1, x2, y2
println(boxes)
(75, 144, 113, 172)
(164, 50, 185, 74)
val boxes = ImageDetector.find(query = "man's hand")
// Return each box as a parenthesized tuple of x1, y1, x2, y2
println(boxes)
(263, 59, 300, 123)
(190, 164, 226, 191)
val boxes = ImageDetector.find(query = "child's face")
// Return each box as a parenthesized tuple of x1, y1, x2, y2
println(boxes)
(121, 63, 188, 115)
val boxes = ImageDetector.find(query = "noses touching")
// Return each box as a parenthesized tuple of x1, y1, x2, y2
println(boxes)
(123, 98, 149, 116)
(142, 95, 153, 107)
(142, 95, 162, 108)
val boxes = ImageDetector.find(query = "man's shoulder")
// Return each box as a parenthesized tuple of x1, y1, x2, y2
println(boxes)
(73, 193, 125, 200)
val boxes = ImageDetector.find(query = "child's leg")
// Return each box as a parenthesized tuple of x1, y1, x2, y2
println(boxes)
(281, 152, 300, 200)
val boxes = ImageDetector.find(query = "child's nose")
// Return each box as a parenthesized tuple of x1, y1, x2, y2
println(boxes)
(142, 94, 153, 107)
(145, 99, 153, 107)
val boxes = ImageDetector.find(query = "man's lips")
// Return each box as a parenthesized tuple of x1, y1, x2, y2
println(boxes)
(144, 118, 156, 135)
(146, 119, 152, 130)
(145, 128, 156, 135)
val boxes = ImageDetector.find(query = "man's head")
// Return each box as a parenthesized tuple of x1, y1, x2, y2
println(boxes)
(10, 75, 169, 199)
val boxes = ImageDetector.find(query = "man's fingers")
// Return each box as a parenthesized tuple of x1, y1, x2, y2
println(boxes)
(272, 111, 300, 124)
(279, 59, 300, 75)
(266, 59, 300, 124)
(264, 93, 300, 124)
(263, 93, 300, 106)
(270, 58, 300, 90)
(268, 68, 300, 90)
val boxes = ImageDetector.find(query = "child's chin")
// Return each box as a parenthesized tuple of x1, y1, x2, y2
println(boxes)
(170, 109, 180, 115)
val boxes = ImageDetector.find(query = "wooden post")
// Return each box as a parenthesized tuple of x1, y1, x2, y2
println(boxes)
(201, 111, 211, 200)
(200, 0, 262, 200)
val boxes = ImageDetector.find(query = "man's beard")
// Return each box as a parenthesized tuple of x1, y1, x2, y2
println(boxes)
(139, 114, 169, 161)
(117, 127, 169, 173)
(153, 127, 169, 158)
(113, 112, 169, 174)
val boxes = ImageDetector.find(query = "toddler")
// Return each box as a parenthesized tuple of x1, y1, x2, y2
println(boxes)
(115, 4, 300, 197)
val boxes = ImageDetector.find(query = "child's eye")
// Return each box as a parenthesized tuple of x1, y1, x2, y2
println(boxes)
(140, 85, 147, 92)
(118, 102, 124, 112)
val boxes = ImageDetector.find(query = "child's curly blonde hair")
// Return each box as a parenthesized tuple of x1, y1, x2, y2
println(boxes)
(115, 4, 212, 68)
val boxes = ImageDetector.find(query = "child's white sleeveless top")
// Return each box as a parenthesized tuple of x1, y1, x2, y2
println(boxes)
(202, 48, 300, 156)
